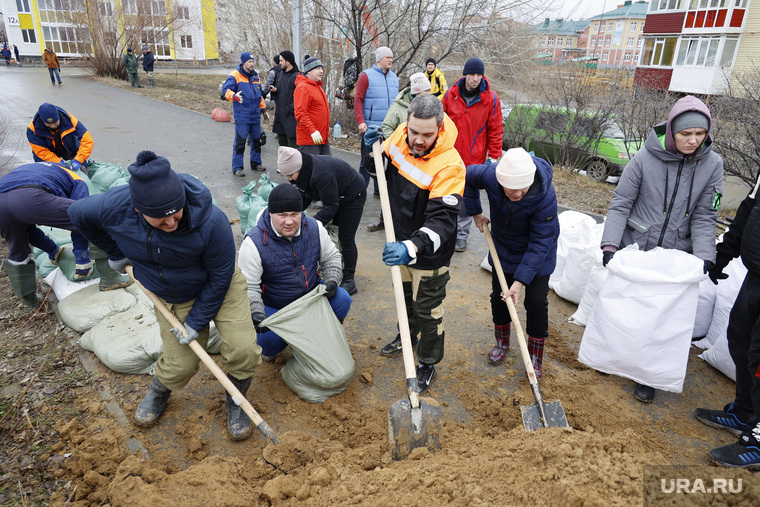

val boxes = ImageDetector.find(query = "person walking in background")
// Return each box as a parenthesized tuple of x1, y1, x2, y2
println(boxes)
(424, 58, 447, 99)
(294, 56, 330, 155)
(123, 48, 142, 88)
(2, 45, 11, 66)
(271, 50, 299, 148)
(27, 103, 93, 172)
(442, 57, 503, 253)
(13, 45, 20, 64)
(222, 52, 267, 176)
(354, 47, 399, 201)
(464, 148, 559, 375)
(600, 95, 724, 404)
(141, 46, 155, 88)
(43, 47, 62, 85)
(264, 55, 281, 99)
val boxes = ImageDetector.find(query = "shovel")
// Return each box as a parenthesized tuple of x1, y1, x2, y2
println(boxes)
(125, 265, 281, 444)
(371, 140, 442, 460)
(483, 226, 569, 431)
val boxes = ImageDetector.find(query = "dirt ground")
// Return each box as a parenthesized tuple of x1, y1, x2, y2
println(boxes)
(0, 75, 756, 505)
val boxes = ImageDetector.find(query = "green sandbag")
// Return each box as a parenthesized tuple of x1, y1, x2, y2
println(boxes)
(87, 160, 128, 194)
(236, 180, 257, 235)
(257, 174, 276, 201)
(245, 195, 269, 235)
(261, 285, 354, 403)
(32, 227, 76, 278)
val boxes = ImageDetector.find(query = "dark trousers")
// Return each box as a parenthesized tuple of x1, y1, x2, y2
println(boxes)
(277, 135, 298, 148)
(400, 266, 451, 365)
(331, 192, 366, 279)
(0, 188, 88, 262)
(233, 121, 262, 171)
(299, 144, 331, 156)
(727, 273, 760, 425)
(359, 133, 379, 195)
(490, 271, 550, 338)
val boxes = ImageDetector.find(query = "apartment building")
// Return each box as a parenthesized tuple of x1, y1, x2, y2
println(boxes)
(585, 1, 649, 67)
(534, 18, 590, 62)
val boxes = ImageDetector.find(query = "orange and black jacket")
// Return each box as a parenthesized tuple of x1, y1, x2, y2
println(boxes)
(223, 65, 266, 123)
(369, 115, 465, 269)
(27, 107, 93, 164)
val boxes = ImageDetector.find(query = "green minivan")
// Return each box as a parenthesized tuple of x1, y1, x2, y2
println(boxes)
(502, 104, 643, 182)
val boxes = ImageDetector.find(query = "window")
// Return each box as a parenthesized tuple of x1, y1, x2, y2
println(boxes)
(591, 36, 597, 46)
(641, 37, 678, 66)
(535, 111, 569, 133)
(99, 2, 112, 15)
(600, 22, 605, 32)
(16, 0, 31, 12)
(605, 36, 611, 47)
(624, 52, 632, 62)
(627, 37, 634, 47)
(557, 38, 564, 46)
(570, 116, 599, 138)
(548, 38, 554, 46)
(608, 21, 614, 30)
(630, 22, 637, 31)
(720, 37, 738, 67)
(180, 35, 192, 48)
(177, 5, 189, 19)
(637, 37, 643, 47)
(123, 0, 137, 14)
(676, 37, 723, 67)
(21, 29, 36, 43)
(567, 39, 572, 46)
(603, 51, 609, 61)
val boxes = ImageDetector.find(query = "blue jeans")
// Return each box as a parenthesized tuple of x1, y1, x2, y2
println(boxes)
(48, 67, 61, 84)
(257, 286, 353, 356)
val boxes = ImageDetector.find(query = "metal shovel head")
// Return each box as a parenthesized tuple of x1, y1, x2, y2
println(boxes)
(388, 397, 443, 460)
(521, 399, 570, 431)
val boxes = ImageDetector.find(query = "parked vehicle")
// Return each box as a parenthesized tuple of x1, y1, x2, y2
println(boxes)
(502, 104, 643, 182)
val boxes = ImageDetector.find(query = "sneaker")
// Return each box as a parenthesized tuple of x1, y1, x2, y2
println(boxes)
(416, 364, 436, 393)
(455, 239, 467, 252)
(340, 278, 357, 295)
(380, 334, 417, 357)
(633, 383, 655, 403)
(367, 218, 384, 232)
(373, 190, 380, 198)
(251, 164, 266, 172)
(709, 425, 760, 468)
(696, 403, 750, 436)
(233, 169, 245, 177)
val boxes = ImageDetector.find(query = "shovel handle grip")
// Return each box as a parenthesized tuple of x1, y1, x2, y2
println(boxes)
(125, 265, 281, 444)
(372, 141, 420, 408)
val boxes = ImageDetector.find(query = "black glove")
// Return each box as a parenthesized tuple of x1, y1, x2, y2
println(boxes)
(251, 312, 269, 334)
(703, 260, 714, 274)
(708, 257, 730, 285)
(325, 280, 338, 299)
(602, 250, 615, 267)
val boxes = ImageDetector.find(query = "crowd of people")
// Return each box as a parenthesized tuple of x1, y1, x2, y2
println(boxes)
(3, 47, 760, 470)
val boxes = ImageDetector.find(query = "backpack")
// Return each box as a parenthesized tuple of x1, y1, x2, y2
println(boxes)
(342, 57, 359, 89)
(218, 80, 226, 101)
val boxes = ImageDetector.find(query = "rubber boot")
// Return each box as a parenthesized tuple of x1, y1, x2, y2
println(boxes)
(488, 324, 510, 365)
(3, 259, 41, 309)
(149, 77, 155, 88)
(226, 374, 253, 440)
(134, 376, 171, 427)
(528, 336, 545, 379)
(94, 257, 133, 291)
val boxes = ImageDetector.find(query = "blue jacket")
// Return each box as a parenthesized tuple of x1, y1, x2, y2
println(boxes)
(247, 209, 321, 309)
(0, 161, 89, 200)
(464, 156, 559, 284)
(223, 65, 266, 124)
(67, 175, 235, 332)
(142, 51, 155, 72)
(362, 65, 399, 127)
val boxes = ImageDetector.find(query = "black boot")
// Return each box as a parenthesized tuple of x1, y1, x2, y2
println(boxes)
(226, 374, 253, 440)
(134, 376, 171, 427)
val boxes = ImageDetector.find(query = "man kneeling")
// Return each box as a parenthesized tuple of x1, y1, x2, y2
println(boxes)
(238, 184, 352, 360)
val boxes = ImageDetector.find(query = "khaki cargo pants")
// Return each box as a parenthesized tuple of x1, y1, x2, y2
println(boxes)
(400, 265, 451, 365)
(154, 268, 262, 391)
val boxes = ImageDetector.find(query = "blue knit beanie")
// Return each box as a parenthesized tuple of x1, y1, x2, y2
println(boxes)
(128, 151, 186, 218)
(462, 57, 485, 76)
(38, 103, 59, 124)
(240, 52, 254, 65)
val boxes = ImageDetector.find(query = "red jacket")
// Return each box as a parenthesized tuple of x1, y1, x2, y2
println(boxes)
(441, 76, 503, 167)
(294, 74, 330, 146)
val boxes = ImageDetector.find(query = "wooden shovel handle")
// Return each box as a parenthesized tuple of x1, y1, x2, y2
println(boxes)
(372, 141, 420, 409)
(125, 265, 280, 443)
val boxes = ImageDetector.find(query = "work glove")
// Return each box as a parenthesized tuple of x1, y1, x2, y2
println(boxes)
(310, 130, 323, 144)
(363, 125, 383, 147)
(264, 111, 271, 121)
(170, 322, 199, 345)
(324, 280, 338, 299)
(73, 249, 94, 280)
(709, 256, 731, 285)
(602, 250, 615, 267)
(251, 312, 269, 334)
(108, 257, 131, 274)
(487, 158, 498, 165)
(382, 242, 412, 266)
(70, 159, 82, 172)
(234, 91, 243, 103)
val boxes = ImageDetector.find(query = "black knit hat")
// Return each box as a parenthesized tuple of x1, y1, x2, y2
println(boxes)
(279, 50, 296, 67)
(426, 57, 436, 66)
(268, 184, 302, 214)
(128, 151, 186, 218)
(273, 54, 280, 64)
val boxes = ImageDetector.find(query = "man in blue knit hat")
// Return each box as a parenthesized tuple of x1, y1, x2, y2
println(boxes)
(68, 150, 262, 440)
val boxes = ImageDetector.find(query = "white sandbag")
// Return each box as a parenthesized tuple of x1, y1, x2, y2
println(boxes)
(693, 258, 747, 350)
(549, 210, 598, 290)
(568, 257, 608, 327)
(57, 284, 137, 333)
(261, 285, 354, 403)
(80, 306, 162, 375)
(698, 333, 736, 382)
(552, 220, 604, 305)
(43, 268, 99, 301)
(578, 246, 705, 393)
(480, 253, 492, 272)
(692, 278, 718, 341)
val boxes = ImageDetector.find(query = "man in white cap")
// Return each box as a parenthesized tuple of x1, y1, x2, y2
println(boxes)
(354, 46, 399, 205)
(463, 148, 559, 376)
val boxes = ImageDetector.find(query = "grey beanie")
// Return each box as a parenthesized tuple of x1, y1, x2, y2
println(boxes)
(303, 57, 324, 74)
(672, 111, 709, 134)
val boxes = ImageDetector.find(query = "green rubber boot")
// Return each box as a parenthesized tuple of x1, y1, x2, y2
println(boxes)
(90, 245, 133, 291)
(3, 259, 41, 309)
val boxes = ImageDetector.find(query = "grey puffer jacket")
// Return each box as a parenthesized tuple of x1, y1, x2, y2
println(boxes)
(601, 97, 724, 262)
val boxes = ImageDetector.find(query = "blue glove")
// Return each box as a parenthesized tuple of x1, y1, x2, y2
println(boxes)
(382, 242, 412, 266)
(364, 125, 383, 147)
(71, 160, 82, 172)
(171, 322, 199, 345)
(108, 257, 131, 274)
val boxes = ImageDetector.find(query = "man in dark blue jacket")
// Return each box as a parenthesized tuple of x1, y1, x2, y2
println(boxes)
(68, 151, 262, 440)
(464, 148, 558, 377)
(141, 46, 155, 88)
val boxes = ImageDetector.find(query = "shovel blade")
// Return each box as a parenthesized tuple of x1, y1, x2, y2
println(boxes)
(520, 399, 570, 431)
(388, 397, 443, 460)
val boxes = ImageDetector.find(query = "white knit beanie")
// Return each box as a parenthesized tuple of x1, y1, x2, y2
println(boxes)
(495, 148, 536, 189)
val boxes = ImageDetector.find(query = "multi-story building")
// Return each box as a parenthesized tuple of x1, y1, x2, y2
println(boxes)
(634, 0, 755, 94)
(534, 18, 590, 63)
(0, 0, 219, 62)
(585, 1, 649, 67)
